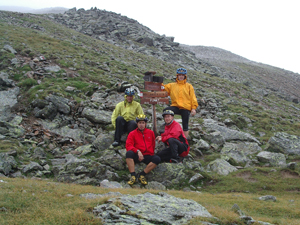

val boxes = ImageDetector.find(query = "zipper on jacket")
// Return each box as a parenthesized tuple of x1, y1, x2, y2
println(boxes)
(139, 130, 148, 152)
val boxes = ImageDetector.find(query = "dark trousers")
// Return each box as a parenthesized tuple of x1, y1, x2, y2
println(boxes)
(114, 116, 137, 142)
(164, 106, 190, 131)
(156, 138, 188, 162)
(126, 150, 161, 165)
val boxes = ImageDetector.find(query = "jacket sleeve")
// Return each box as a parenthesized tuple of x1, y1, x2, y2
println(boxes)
(111, 103, 120, 129)
(161, 123, 182, 143)
(137, 103, 144, 115)
(125, 131, 138, 153)
(163, 83, 171, 95)
(190, 84, 198, 110)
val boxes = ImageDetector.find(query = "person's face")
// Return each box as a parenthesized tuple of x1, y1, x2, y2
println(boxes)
(137, 121, 146, 130)
(163, 114, 174, 124)
(126, 95, 134, 102)
(177, 74, 185, 80)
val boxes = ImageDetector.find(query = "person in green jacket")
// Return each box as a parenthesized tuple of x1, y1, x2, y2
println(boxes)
(111, 87, 144, 147)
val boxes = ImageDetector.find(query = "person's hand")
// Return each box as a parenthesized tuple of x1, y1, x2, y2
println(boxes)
(138, 151, 144, 161)
(156, 136, 162, 143)
(191, 109, 196, 116)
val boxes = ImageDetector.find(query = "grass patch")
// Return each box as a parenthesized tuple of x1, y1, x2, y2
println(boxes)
(0, 177, 299, 225)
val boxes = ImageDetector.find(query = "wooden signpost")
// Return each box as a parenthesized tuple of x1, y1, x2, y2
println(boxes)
(141, 71, 169, 136)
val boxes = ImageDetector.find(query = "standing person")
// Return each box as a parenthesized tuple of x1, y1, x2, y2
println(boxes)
(111, 87, 144, 147)
(156, 110, 190, 163)
(163, 68, 199, 138)
(125, 114, 161, 185)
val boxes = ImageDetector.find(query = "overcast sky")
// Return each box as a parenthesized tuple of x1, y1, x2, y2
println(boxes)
(1, 0, 300, 74)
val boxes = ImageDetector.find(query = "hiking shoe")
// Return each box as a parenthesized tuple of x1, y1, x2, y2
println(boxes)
(128, 176, 136, 185)
(112, 141, 119, 147)
(138, 174, 148, 185)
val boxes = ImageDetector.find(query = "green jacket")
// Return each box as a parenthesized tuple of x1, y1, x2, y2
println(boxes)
(111, 97, 144, 129)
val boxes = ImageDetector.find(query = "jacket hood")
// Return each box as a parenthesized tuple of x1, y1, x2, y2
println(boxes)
(124, 94, 135, 103)
(176, 77, 187, 84)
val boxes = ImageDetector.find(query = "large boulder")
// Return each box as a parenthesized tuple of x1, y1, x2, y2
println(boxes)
(266, 132, 300, 155)
(93, 192, 212, 224)
(82, 107, 111, 124)
(202, 119, 260, 144)
(55, 155, 118, 185)
(207, 158, 238, 176)
(45, 95, 70, 114)
(92, 133, 113, 150)
(220, 142, 262, 166)
(0, 153, 18, 175)
(256, 151, 286, 167)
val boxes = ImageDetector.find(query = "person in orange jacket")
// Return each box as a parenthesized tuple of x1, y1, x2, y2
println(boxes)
(125, 114, 161, 185)
(156, 110, 190, 163)
(163, 68, 199, 138)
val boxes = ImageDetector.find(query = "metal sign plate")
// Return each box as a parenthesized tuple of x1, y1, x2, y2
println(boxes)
(141, 91, 168, 98)
(144, 81, 164, 91)
(140, 97, 169, 105)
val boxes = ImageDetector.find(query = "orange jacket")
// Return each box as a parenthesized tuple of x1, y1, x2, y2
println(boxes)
(163, 77, 198, 111)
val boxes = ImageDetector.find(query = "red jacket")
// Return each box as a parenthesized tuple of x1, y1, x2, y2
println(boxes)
(161, 120, 190, 157)
(126, 128, 155, 156)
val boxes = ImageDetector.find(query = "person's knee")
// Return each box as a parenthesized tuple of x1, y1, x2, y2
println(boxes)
(168, 138, 177, 145)
(152, 155, 161, 165)
(126, 150, 135, 159)
(116, 116, 124, 122)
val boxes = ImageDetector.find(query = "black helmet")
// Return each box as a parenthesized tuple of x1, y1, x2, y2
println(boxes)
(125, 87, 135, 96)
(136, 114, 149, 123)
(162, 110, 174, 117)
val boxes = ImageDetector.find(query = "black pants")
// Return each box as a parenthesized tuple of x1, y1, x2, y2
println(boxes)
(164, 106, 190, 131)
(126, 150, 161, 165)
(114, 116, 137, 142)
(156, 138, 188, 162)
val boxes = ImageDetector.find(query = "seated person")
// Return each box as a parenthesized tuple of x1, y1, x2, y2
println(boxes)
(111, 87, 144, 147)
(156, 110, 190, 163)
(125, 114, 161, 185)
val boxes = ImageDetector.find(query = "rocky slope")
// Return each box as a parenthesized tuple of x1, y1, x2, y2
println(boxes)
(0, 8, 300, 192)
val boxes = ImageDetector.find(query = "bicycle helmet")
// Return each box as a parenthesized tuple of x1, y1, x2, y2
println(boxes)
(124, 87, 135, 96)
(136, 114, 149, 123)
(162, 110, 175, 117)
(176, 68, 187, 75)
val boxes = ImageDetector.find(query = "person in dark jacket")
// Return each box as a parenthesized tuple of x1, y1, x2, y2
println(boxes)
(125, 114, 161, 185)
(156, 110, 190, 163)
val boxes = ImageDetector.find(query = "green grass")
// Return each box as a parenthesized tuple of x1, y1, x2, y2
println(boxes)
(0, 175, 299, 225)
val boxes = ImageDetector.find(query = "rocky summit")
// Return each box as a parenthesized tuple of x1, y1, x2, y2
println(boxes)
(0, 7, 300, 224)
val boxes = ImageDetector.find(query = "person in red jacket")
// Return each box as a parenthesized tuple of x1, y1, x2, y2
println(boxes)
(125, 114, 161, 185)
(156, 110, 190, 163)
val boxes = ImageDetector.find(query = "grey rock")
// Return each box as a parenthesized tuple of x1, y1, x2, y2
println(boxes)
(74, 144, 94, 155)
(82, 107, 111, 124)
(202, 119, 260, 144)
(0, 153, 18, 175)
(207, 158, 238, 176)
(92, 133, 113, 150)
(43, 65, 61, 72)
(100, 179, 123, 188)
(258, 195, 277, 202)
(189, 173, 204, 184)
(46, 95, 70, 114)
(257, 151, 286, 167)
(266, 132, 300, 155)
(22, 161, 44, 174)
(93, 192, 212, 224)
(3, 44, 17, 54)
